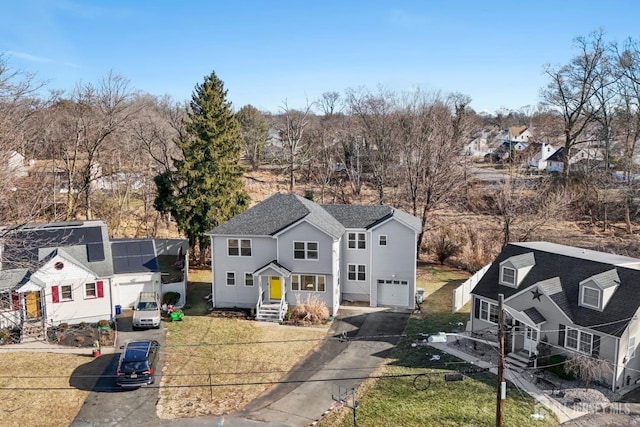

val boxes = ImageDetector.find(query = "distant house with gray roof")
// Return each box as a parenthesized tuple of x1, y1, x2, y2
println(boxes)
(207, 193, 422, 321)
(467, 241, 640, 392)
(0, 221, 187, 342)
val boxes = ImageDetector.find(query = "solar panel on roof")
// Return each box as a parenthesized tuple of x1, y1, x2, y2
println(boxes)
(126, 242, 142, 256)
(113, 257, 131, 274)
(87, 243, 105, 262)
(111, 242, 128, 257)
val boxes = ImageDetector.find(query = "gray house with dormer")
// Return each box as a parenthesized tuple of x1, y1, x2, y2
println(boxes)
(469, 241, 640, 392)
(206, 193, 421, 321)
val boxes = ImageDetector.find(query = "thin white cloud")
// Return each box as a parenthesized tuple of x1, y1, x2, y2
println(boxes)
(6, 50, 53, 63)
(6, 50, 79, 68)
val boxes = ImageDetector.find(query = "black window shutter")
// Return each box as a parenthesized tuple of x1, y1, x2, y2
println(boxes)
(558, 324, 565, 346)
(592, 334, 601, 356)
(474, 297, 480, 319)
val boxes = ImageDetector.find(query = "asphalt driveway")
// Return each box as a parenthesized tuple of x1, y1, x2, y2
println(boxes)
(70, 306, 410, 427)
(189, 306, 411, 427)
(70, 310, 166, 427)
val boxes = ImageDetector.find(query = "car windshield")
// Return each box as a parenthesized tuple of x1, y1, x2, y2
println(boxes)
(137, 302, 158, 311)
(120, 360, 149, 373)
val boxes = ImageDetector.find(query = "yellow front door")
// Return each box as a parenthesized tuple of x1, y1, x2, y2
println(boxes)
(25, 292, 41, 319)
(269, 276, 281, 300)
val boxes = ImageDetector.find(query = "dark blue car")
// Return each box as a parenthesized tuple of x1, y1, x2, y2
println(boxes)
(116, 340, 160, 388)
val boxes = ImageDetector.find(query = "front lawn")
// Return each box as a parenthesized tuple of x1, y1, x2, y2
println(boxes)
(0, 352, 103, 427)
(159, 269, 328, 418)
(318, 263, 558, 427)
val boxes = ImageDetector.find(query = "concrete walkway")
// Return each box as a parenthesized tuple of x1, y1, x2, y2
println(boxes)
(428, 340, 585, 424)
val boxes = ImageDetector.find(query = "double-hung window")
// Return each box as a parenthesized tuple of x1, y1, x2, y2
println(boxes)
(293, 241, 318, 260)
(244, 273, 254, 287)
(228, 239, 252, 256)
(565, 327, 593, 354)
(479, 300, 498, 324)
(348, 232, 366, 249)
(348, 264, 366, 281)
(501, 267, 516, 286)
(581, 287, 600, 309)
(226, 272, 236, 286)
(85, 283, 97, 298)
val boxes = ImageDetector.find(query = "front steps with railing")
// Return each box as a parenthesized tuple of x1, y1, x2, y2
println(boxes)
(255, 302, 287, 322)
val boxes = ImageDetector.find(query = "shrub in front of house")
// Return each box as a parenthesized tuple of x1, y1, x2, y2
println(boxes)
(289, 294, 330, 326)
(546, 354, 576, 381)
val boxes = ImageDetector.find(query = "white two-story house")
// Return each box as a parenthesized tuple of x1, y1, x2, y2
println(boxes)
(206, 193, 422, 321)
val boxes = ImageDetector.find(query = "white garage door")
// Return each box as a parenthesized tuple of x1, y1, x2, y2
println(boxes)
(377, 279, 409, 307)
(118, 282, 151, 308)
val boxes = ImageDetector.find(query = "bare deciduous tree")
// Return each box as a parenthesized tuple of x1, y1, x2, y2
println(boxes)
(273, 100, 313, 191)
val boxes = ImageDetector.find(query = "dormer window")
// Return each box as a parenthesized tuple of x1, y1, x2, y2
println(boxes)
(581, 286, 601, 309)
(499, 252, 535, 288)
(578, 269, 619, 311)
(501, 267, 516, 286)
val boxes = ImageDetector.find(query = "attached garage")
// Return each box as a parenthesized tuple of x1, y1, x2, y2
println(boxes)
(116, 281, 153, 308)
(376, 279, 409, 307)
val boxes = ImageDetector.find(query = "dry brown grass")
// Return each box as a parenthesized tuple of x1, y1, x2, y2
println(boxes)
(158, 316, 328, 419)
(0, 353, 99, 427)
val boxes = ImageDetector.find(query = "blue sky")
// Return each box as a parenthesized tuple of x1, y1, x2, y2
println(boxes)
(2, 1, 639, 114)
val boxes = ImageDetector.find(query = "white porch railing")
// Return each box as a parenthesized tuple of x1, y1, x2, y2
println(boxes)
(278, 295, 288, 321)
(452, 263, 491, 312)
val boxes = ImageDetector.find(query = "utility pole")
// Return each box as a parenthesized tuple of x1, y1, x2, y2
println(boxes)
(496, 293, 505, 427)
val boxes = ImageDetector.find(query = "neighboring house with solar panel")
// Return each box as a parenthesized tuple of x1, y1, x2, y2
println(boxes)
(0, 221, 187, 342)
(206, 193, 421, 322)
(467, 241, 640, 392)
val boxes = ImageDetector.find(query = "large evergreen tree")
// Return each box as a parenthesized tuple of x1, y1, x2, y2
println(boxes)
(154, 71, 249, 261)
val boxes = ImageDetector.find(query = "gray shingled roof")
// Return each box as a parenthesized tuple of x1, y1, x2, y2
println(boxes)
(0, 269, 31, 290)
(320, 204, 393, 229)
(472, 242, 640, 337)
(524, 307, 546, 325)
(505, 252, 535, 269)
(586, 269, 620, 289)
(208, 193, 344, 239)
(536, 277, 573, 319)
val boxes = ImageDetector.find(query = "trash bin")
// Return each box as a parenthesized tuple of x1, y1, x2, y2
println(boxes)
(115, 305, 122, 315)
(415, 289, 425, 304)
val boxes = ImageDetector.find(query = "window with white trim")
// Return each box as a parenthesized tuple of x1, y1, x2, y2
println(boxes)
(228, 239, 252, 256)
(629, 335, 637, 360)
(291, 275, 325, 292)
(565, 327, 593, 354)
(348, 232, 366, 249)
(348, 264, 366, 281)
(85, 283, 97, 298)
(60, 285, 73, 301)
(581, 286, 601, 309)
(479, 300, 499, 324)
(379, 235, 387, 246)
(293, 241, 318, 260)
(226, 272, 236, 286)
(244, 273, 254, 287)
(501, 267, 516, 286)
